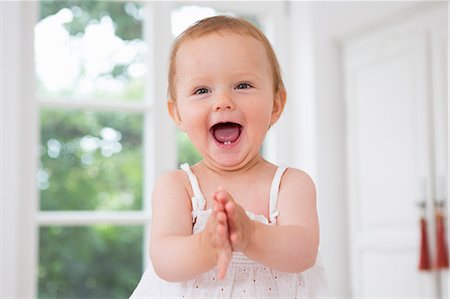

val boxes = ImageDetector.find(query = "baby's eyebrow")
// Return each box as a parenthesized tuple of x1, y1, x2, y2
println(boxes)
(178, 76, 210, 89)
(182, 76, 210, 85)
(232, 72, 265, 81)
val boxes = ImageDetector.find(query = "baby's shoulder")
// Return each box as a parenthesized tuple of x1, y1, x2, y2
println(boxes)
(282, 167, 316, 192)
(151, 170, 194, 216)
(153, 169, 191, 195)
(156, 168, 188, 183)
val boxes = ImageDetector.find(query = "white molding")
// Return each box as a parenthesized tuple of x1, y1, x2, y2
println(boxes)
(37, 211, 149, 226)
(1, 1, 42, 298)
(0, 2, 23, 297)
(38, 99, 153, 113)
(170, 1, 282, 15)
(21, 2, 40, 297)
(336, 1, 447, 44)
(141, 1, 176, 269)
(284, 1, 317, 177)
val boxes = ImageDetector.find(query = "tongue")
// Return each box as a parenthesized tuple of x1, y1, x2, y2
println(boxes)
(213, 123, 241, 143)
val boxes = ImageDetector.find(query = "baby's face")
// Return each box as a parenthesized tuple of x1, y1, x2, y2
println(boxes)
(170, 32, 281, 170)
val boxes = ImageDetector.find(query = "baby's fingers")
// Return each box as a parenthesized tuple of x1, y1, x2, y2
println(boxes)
(213, 196, 225, 213)
(216, 210, 227, 225)
(215, 187, 233, 206)
(215, 211, 231, 280)
(216, 246, 231, 280)
(215, 212, 228, 244)
(224, 201, 238, 232)
(224, 201, 236, 219)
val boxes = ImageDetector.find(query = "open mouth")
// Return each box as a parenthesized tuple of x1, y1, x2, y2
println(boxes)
(210, 122, 243, 146)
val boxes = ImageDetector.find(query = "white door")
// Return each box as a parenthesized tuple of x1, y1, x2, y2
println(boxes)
(429, 7, 449, 299)
(343, 5, 447, 298)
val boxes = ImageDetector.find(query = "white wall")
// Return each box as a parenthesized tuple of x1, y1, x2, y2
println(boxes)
(287, 1, 424, 297)
(1, 3, 21, 296)
(1, 2, 38, 297)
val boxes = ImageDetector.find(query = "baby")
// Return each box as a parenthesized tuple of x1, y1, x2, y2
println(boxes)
(130, 15, 326, 298)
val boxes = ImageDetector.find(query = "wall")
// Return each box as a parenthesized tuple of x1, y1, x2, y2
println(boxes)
(1, 2, 38, 297)
(287, 1, 423, 297)
(1, 3, 21, 296)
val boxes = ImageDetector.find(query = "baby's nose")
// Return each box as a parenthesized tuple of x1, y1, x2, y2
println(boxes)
(213, 91, 235, 111)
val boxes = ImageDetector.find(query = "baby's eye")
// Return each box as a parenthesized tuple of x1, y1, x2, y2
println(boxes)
(235, 82, 252, 90)
(193, 88, 210, 95)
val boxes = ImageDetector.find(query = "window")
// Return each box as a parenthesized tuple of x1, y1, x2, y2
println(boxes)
(35, 1, 150, 298)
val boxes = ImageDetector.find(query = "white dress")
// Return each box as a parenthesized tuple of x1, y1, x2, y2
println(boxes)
(130, 164, 327, 298)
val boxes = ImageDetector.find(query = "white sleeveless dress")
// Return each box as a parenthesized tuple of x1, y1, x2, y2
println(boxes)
(130, 164, 327, 298)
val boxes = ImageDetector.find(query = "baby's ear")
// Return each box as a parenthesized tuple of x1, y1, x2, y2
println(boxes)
(270, 89, 286, 125)
(167, 99, 184, 131)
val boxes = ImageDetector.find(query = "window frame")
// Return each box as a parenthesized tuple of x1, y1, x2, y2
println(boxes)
(33, 0, 177, 293)
(2, 2, 41, 297)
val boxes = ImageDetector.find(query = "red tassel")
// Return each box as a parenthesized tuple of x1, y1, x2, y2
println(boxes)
(419, 217, 432, 271)
(435, 210, 449, 269)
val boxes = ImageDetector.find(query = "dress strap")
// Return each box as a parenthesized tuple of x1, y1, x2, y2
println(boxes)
(269, 165, 288, 224)
(180, 163, 206, 222)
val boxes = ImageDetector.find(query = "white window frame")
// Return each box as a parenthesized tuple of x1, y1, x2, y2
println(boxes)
(1, 1, 290, 297)
(2, 2, 40, 297)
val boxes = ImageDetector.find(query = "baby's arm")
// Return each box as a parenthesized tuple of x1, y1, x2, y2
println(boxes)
(150, 171, 231, 282)
(217, 168, 319, 273)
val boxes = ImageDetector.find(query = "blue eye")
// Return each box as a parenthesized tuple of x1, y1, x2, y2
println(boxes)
(235, 82, 252, 90)
(194, 88, 209, 95)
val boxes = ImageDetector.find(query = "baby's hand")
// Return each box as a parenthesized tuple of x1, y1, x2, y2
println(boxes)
(204, 197, 232, 280)
(214, 187, 254, 253)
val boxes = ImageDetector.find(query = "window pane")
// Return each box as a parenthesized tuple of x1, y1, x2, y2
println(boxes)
(36, 1, 146, 101)
(171, 5, 263, 37)
(177, 130, 202, 166)
(38, 225, 143, 299)
(39, 109, 143, 211)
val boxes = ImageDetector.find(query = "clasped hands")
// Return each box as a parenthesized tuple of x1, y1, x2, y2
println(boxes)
(204, 186, 254, 280)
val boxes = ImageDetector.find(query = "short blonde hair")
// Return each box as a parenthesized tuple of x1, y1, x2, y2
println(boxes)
(168, 15, 285, 101)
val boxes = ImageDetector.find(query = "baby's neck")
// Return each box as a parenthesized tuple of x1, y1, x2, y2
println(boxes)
(191, 155, 277, 216)
(197, 154, 266, 177)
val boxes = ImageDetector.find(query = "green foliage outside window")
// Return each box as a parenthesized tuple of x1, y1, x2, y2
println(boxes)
(37, 1, 146, 298)
(39, 109, 143, 211)
(40, 0, 143, 41)
(177, 130, 203, 166)
(39, 226, 143, 299)
(39, 109, 144, 298)
(36, 0, 146, 101)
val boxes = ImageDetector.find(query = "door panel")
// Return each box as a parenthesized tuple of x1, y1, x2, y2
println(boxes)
(429, 9, 449, 299)
(362, 249, 426, 297)
(343, 5, 447, 298)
